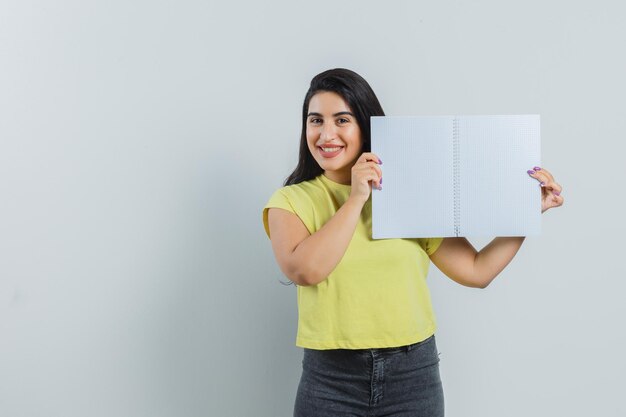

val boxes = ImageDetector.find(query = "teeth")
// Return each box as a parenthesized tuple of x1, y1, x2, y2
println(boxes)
(321, 147, 342, 152)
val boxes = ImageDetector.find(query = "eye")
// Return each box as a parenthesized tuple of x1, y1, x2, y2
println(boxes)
(338, 118, 350, 124)
(309, 118, 322, 124)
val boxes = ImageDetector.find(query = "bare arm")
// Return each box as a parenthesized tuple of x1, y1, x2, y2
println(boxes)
(429, 165, 566, 288)
(267, 152, 382, 286)
(267, 196, 365, 286)
(429, 236, 525, 288)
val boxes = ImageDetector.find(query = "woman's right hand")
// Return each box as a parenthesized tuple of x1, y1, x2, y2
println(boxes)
(349, 152, 383, 205)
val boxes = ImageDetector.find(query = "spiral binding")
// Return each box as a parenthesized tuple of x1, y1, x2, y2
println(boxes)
(452, 117, 460, 237)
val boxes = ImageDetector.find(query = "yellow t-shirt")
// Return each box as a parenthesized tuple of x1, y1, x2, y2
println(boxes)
(262, 173, 443, 350)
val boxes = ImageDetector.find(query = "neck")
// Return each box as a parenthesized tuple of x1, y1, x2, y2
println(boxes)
(323, 170, 351, 185)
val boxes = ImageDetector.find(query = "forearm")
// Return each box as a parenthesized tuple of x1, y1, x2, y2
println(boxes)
(474, 237, 525, 288)
(293, 197, 364, 286)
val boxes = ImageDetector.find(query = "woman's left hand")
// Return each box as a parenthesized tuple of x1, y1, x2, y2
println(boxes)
(527, 166, 564, 214)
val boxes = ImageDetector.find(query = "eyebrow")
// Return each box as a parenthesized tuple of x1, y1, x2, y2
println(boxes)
(307, 111, 354, 117)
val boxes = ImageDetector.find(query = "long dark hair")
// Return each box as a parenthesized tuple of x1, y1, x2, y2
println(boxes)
(283, 68, 385, 186)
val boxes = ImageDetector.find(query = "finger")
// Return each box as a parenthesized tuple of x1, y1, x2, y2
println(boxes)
(364, 172, 382, 190)
(357, 165, 382, 188)
(362, 169, 383, 189)
(531, 166, 554, 182)
(527, 169, 555, 190)
(544, 181, 562, 196)
(372, 167, 382, 189)
(369, 162, 383, 181)
(371, 171, 382, 190)
(354, 161, 383, 182)
(354, 164, 382, 185)
(357, 152, 382, 165)
(548, 193, 564, 207)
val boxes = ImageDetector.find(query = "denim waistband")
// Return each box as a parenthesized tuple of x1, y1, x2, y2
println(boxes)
(366, 334, 434, 354)
(302, 334, 436, 357)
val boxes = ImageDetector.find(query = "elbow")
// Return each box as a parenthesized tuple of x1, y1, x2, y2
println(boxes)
(287, 262, 322, 287)
(275, 245, 324, 286)
(459, 274, 491, 289)
(475, 275, 494, 289)
(300, 263, 329, 286)
(300, 267, 324, 286)
(470, 263, 492, 289)
(296, 272, 317, 287)
(286, 268, 312, 286)
(464, 280, 489, 289)
(453, 277, 489, 289)
(294, 273, 322, 287)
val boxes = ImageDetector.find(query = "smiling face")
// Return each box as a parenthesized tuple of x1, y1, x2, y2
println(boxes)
(306, 91, 363, 185)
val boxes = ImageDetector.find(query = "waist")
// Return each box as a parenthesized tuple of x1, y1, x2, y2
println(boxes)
(304, 334, 435, 356)
(365, 334, 435, 354)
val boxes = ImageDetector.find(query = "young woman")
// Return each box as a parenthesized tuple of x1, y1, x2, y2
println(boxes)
(262, 68, 564, 417)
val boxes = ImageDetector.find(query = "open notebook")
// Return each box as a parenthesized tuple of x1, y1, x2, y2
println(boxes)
(371, 115, 541, 239)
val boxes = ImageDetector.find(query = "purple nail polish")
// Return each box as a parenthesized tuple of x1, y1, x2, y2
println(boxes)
(534, 166, 542, 171)
(527, 170, 535, 175)
(380, 177, 383, 185)
(540, 182, 545, 186)
(378, 159, 383, 165)
(554, 191, 560, 196)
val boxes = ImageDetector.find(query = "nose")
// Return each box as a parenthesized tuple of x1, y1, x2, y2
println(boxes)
(319, 123, 338, 141)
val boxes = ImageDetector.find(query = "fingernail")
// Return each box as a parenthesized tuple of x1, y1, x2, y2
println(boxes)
(380, 177, 383, 185)
(554, 191, 560, 196)
(378, 159, 383, 165)
(540, 181, 545, 186)
(534, 166, 542, 171)
(527, 170, 535, 175)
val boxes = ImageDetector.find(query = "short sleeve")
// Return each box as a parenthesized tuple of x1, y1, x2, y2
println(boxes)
(262, 188, 297, 239)
(417, 237, 444, 256)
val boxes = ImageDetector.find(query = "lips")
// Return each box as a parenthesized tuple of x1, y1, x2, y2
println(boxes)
(318, 146, 344, 158)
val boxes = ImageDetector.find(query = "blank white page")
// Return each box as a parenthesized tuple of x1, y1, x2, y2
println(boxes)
(371, 115, 541, 239)
(459, 115, 541, 236)
(371, 116, 454, 239)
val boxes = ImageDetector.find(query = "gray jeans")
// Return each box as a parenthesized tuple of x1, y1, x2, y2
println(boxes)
(294, 334, 444, 417)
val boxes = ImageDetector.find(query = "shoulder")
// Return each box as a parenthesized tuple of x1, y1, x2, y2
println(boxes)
(269, 177, 327, 202)
(262, 177, 324, 238)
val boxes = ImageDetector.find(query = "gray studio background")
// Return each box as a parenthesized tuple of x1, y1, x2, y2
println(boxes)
(1, 1, 624, 416)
